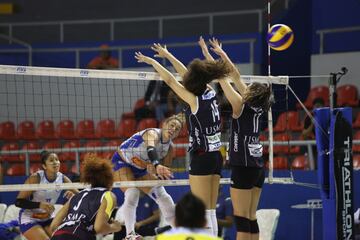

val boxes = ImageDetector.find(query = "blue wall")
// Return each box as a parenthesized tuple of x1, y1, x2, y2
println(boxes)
(0, 34, 262, 68)
(312, 0, 360, 53)
(1, 170, 360, 240)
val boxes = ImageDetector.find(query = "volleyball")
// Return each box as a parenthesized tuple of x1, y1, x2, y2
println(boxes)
(267, 24, 294, 51)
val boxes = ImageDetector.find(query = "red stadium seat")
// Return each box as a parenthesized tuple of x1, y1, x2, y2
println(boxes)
(80, 140, 102, 160)
(0, 143, 20, 162)
(274, 111, 302, 132)
(6, 164, 26, 176)
(179, 123, 188, 138)
(76, 120, 95, 139)
(43, 140, 62, 151)
(0, 121, 16, 140)
(173, 137, 188, 158)
(59, 140, 80, 161)
(134, 98, 145, 110)
(19, 141, 41, 162)
(36, 120, 55, 139)
(298, 85, 329, 109)
(273, 133, 292, 154)
(122, 112, 136, 119)
(137, 118, 158, 131)
(353, 131, 360, 153)
(272, 156, 288, 169)
(96, 119, 116, 138)
(291, 155, 309, 170)
(336, 84, 358, 107)
(117, 118, 137, 138)
(56, 120, 75, 139)
(17, 121, 36, 140)
(30, 163, 42, 174)
(353, 155, 360, 170)
(259, 134, 269, 155)
(354, 112, 360, 129)
(102, 140, 122, 159)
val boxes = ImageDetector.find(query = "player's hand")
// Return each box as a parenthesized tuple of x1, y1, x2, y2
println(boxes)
(135, 52, 154, 65)
(63, 190, 75, 200)
(151, 43, 170, 58)
(39, 202, 55, 214)
(155, 164, 173, 180)
(209, 37, 224, 56)
(198, 36, 209, 53)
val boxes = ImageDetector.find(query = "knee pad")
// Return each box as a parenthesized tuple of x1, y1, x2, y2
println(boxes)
(124, 188, 140, 207)
(148, 186, 169, 201)
(250, 219, 259, 233)
(234, 216, 251, 233)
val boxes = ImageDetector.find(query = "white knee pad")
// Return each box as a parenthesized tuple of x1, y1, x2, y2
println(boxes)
(148, 186, 175, 226)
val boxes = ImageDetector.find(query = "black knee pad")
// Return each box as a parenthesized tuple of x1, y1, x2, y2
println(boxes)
(234, 216, 251, 233)
(250, 219, 259, 233)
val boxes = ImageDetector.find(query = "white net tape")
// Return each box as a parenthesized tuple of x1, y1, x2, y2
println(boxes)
(0, 177, 294, 192)
(0, 64, 289, 85)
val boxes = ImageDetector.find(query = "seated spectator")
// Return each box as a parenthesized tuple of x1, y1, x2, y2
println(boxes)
(156, 192, 221, 240)
(87, 44, 119, 69)
(114, 191, 160, 239)
(135, 80, 180, 122)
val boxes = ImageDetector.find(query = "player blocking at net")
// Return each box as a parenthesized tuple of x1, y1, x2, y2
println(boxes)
(199, 37, 274, 240)
(135, 43, 231, 236)
(112, 113, 185, 239)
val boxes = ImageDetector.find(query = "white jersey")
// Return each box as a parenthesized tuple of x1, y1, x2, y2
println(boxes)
(119, 128, 172, 169)
(19, 170, 64, 224)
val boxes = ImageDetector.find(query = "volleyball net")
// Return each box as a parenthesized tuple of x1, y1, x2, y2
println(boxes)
(0, 63, 309, 193)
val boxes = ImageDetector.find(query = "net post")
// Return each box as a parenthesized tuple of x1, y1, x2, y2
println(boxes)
(267, 107, 274, 184)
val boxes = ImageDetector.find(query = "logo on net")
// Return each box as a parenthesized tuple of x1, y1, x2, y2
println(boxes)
(80, 70, 89, 77)
(138, 72, 147, 78)
(16, 67, 26, 73)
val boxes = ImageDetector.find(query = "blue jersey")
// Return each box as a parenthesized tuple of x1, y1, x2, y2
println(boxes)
(53, 188, 109, 240)
(185, 89, 221, 152)
(229, 104, 264, 167)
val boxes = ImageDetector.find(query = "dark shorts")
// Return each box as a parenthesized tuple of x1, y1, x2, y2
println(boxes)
(51, 227, 96, 240)
(230, 166, 265, 189)
(189, 150, 223, 176)
(51, 232, 81, 240)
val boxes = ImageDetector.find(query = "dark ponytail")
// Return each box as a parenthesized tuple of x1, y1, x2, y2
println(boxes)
(183, 59, 231, 96)
(40, 150, 51, 165)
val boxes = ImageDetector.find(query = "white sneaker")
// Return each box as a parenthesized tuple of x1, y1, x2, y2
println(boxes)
(124, 231, 142, 240)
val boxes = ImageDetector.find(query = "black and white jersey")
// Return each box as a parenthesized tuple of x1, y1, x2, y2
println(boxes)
(229, 104, 264, 167)
(185, 89, 221, 152)
(54, 188, 108, 240)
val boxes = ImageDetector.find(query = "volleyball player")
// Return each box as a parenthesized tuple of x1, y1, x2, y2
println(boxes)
(135, 46, 231, 236)
(15, 151, 78, 240)
(50, 155, 122, 240)
(112, 113, 184, 239)
(199, 37, 273, 240)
